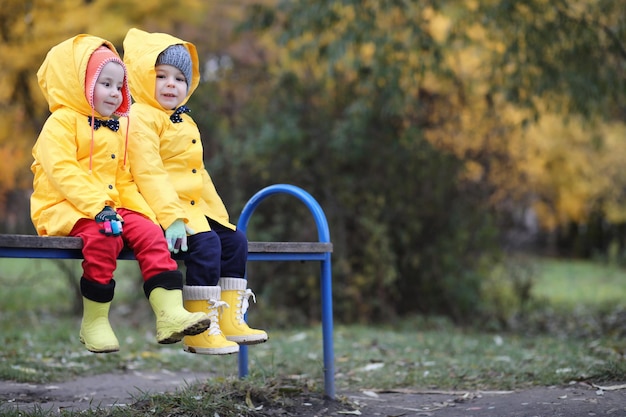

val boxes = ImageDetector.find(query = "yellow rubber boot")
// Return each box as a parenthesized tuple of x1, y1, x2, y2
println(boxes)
(182, 286, 239, 355)
(218, 278, 268, 345)
(79, 297, 119, 353)
(148, 287, 211, 344)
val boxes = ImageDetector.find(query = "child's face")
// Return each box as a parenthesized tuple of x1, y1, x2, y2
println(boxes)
(93, 62, 125, 117)
(155, 64, 187, 110)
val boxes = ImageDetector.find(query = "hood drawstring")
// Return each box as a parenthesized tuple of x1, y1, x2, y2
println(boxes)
(123, 117, 130, 169)
(89, 107, 95, 174)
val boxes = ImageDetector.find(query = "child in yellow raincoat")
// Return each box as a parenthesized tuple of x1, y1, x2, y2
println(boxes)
(122, 28, 267, 355)
(31, 34, 211, 353)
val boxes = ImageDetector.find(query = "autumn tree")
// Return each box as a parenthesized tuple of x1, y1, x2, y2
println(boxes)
(193, 0, 503, 322)
(192, 0, 626, 322)
(452, 0, 626, 256)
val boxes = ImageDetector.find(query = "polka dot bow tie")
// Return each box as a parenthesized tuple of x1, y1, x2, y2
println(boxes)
(170, 105, 191, 123)
(88, 116, 119, 132)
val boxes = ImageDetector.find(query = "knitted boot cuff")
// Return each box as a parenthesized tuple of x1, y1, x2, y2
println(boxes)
(183, 285, 221, 301)
(218, 277, 247, 291)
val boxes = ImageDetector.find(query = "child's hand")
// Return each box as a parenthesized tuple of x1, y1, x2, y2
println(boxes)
(165, 219, 190, 253)
(95, 206, 124, 237)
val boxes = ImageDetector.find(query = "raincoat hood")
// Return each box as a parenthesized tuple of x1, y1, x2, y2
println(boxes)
(37, 34, 130, 117)
(123, 28, 200, 110)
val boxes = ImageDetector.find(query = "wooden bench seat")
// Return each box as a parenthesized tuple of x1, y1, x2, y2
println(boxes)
(0, 234, 332, 260)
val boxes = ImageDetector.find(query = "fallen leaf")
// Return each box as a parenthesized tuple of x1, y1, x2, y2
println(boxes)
(289, 332, 307, 342)
(10, 365, 37, 374)
(359, 363, 385, 372)
(592, 383, 626, 391)
(245, 390, 255, 409)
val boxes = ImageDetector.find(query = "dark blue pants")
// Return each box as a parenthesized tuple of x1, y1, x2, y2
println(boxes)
(183, 219, 248, 286)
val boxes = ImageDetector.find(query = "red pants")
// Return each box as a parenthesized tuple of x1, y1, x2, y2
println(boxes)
(70, 208, 177, 285)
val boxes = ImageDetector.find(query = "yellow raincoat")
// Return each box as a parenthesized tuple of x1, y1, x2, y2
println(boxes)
(122, 28, 234, 233)
(31, 34, 157, 236)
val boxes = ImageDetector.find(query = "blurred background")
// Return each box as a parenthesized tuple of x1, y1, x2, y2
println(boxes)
(1, 0, 625, 330)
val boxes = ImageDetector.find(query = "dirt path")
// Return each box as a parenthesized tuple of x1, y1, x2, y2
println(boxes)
(1, 371, 626, 416)
(0, 370, 213, 414)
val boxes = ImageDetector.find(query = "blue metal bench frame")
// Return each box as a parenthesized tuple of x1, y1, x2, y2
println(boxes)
(0, 184, 336, 398)
(236, 184, 335, 399)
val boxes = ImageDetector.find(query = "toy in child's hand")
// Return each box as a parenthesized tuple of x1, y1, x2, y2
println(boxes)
(95, 206, 124, 236)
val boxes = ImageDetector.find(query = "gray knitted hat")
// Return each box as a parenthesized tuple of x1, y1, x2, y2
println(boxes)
(156, 44, 192, 90)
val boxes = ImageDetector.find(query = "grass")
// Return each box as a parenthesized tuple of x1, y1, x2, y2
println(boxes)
(531, 256, 626, 308)
(2, 317, 623, 389)
(1, 256, 626, 416)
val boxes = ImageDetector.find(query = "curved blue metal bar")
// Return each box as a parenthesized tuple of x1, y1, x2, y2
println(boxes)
(237, 184, 331, 243)
(236, 184, 335, 399)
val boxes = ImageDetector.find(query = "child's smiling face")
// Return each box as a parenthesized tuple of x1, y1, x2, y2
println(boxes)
(155, 64, 187, 110)
(92, 62, 125, 117)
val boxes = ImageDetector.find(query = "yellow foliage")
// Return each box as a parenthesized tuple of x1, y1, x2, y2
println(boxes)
(359, 42, 376, 64)
(405, 0, 626, 233)
(465, 0, 480, 12)
(494, 111, 626, 229)
(466, 23, 487, 41)
(421, 50, 626, 231)
(429, 13, 452, 43)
